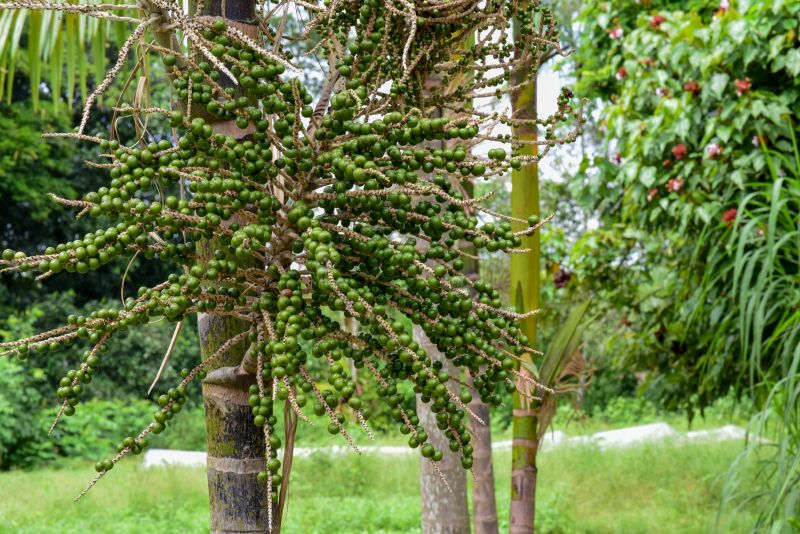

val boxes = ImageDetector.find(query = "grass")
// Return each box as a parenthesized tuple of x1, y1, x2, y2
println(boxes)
(0, 439, 758, 533)
(523, 443, 757, 533)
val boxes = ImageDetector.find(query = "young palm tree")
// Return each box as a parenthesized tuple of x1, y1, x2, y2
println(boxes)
(509, 4, 541, 531)
(508, 4, 585, 532)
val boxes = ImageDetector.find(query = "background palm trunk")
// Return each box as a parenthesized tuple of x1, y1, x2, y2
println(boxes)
(461, 181, 499, 534)
(469, 381, 499, 534)
(415, 324, 471, 534)
(416, 64, 471, 534)
(509, 2, 541, 531)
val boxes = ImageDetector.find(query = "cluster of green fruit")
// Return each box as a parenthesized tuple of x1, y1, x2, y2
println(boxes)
(0, 0, 568, 496)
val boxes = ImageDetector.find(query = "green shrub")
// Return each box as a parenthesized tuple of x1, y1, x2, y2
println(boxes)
(0, 398, 209, 469)
(2, 292, 201, 404)
(0, 358, 47, 468)
(45, 399, 153, 461)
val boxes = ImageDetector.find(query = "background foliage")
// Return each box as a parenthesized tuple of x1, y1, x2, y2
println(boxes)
(569, 0, 800, 528)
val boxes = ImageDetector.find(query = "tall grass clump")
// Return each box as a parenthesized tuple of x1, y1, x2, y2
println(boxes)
(718, 125, 800, 531)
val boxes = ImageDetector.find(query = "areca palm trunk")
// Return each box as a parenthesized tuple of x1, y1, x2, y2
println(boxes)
(509, 4, 541, 532)
(466, 268, 499, 533)
(194, 0, 275, 532)
(454, 27, 500, 534)
(459, 175, 498, 534)
(469, 386, 498, 533)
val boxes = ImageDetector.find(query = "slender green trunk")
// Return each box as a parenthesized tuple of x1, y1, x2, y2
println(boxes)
(509, 3, 540, 531)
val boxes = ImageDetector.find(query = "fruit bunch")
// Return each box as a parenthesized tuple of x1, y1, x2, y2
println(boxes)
(0, 0, 580, 501)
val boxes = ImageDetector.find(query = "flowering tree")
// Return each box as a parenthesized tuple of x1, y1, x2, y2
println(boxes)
(571, 0, 800, 527)
(0, 0, 581, 530)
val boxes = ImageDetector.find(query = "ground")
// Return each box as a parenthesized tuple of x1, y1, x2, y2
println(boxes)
(0, 438, 756, 533)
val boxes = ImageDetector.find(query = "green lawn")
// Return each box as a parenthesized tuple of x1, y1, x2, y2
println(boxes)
(0, 439, 757, 534)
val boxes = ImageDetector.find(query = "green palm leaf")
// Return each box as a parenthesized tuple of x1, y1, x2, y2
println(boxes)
(0, 0, 133, 111)
(27, 11, 42, 108)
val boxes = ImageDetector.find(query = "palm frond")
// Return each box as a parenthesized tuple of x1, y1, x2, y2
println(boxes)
(0, 0, 133, 110)
(522, 300, 592, 439)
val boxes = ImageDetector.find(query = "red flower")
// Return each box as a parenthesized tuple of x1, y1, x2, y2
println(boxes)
(683, 80, 701, 95)
(647, 188, 659, 202)
(616, 67, 628, 80)
(667, 178, 683, 192)
(735, 78, 751, 96)
(609, 27, 624, 40)
(722, 208, 737, 224)
(553, 268, 571, 289)
(649, 15, 665, 29)
(672, 144, 687, 160)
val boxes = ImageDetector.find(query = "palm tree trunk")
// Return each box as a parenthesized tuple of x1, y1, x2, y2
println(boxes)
(415, 64, 471, 534)
(200, 314, 272, 534)
(461, 182, 498, 534)
(469, 387, 499, 534)
(196, 0, 275, 532)
(415, 324, 471, 534)
(447, 27, 499, 533)
(509, 3, 541, 531)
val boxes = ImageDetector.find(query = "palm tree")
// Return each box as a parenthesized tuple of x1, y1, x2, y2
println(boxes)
(508, 3, 540, 529)
(508, 2, 585, 530)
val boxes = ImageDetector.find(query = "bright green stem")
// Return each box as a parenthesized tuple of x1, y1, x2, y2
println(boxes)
(509, 4, 540, 531)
